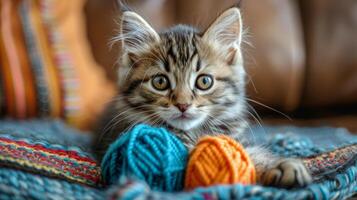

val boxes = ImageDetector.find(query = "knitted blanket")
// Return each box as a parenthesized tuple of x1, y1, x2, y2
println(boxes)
(0, 136, 101, 186)
(0, 120, 356, 200)
(108, 136, 357, 200)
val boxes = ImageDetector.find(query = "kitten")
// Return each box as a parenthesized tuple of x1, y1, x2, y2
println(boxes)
(94, 7, 312, 188)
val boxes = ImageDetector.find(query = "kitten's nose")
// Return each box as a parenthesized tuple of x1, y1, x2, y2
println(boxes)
(175, 103, 191, 113)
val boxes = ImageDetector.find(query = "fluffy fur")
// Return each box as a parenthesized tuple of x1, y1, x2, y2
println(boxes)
(95, 7, 312, 188)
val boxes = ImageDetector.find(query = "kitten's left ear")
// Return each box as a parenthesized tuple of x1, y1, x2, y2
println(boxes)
(203, 8, 243, 64)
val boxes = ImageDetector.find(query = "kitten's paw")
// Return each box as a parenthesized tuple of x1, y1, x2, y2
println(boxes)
(262, 159, 312, 188)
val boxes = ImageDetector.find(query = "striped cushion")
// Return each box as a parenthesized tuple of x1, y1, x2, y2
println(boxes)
(0, 0, 114, 129)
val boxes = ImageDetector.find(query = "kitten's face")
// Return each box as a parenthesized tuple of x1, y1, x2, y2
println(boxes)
(116, 8, 246, 132)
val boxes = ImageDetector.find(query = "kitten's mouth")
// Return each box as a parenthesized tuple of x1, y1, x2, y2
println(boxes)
(177, 116, 191, 120)
(163, 112, 206, 131)
(174, 113, 193, 120)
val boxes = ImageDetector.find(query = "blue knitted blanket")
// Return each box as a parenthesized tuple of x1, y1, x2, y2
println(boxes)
(0, 120, 356, 200)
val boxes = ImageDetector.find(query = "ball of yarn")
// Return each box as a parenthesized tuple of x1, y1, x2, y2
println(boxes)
(185, 135, 256, 189)
(101, 124, 188, 192)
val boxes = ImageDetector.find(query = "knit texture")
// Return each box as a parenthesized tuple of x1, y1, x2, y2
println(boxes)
(0, 120, 103, 200)
(0, 135, 101, 186)
(303, 143, 357, 181)
(0, 168, 103, 200)
(0, 120, 356, 199)
(101, 124, 188, 192)
(185, 135, 256, 189)
(109, 139, 357, 200)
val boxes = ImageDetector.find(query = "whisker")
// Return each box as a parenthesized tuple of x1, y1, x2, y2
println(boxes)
(245, 104, 267, 137)
(245, 98, 292, 120)
(99, 105, 154, 142)
(102, 104, 151, 133)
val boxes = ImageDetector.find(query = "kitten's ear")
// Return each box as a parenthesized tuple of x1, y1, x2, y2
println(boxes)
(203, 8, 243, 64)
(119, 11, 160, 53)
(203, 7, 242, 47)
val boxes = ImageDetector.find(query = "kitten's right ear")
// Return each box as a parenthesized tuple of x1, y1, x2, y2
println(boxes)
(119, 11, 160, 53)
(202, 7, 243, 65)
(203, 7, 242, 47)
(115, 0, 131, 12)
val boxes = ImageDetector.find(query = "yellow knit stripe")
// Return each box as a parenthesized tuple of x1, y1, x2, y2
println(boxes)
(0, 141, 96, 166)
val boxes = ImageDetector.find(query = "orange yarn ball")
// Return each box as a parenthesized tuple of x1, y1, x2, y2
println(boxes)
(184, 135, 256, 189)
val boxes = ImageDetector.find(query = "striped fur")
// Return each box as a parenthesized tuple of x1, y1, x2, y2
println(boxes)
(94, 8, 312, 188)
(95, 8, 247, 156)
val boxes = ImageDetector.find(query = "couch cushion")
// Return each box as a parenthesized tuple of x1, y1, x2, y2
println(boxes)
(0, 0, 115, 130)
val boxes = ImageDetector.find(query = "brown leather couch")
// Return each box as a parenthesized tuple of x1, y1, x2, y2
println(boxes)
(84, 0, 357, 132)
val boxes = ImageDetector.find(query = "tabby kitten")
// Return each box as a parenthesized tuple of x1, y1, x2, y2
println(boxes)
(95, 7, 312, 188)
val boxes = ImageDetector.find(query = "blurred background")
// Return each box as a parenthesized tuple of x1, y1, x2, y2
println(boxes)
(85, 0, 357, 132)
(1, 0, 357, 132)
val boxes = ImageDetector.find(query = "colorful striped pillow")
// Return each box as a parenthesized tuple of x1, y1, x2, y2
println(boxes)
(0, 0, 115, 130)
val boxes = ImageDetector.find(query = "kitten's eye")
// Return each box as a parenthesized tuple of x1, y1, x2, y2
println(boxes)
(196, 75, 213, 90)
(152, 75, 170, 91)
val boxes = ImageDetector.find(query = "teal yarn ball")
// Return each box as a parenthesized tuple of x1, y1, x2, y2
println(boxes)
(101, 124, 188, 192)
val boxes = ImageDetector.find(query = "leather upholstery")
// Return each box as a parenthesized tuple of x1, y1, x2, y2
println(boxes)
(241, 0, 305, 112)
(301, 0, 357, 109)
